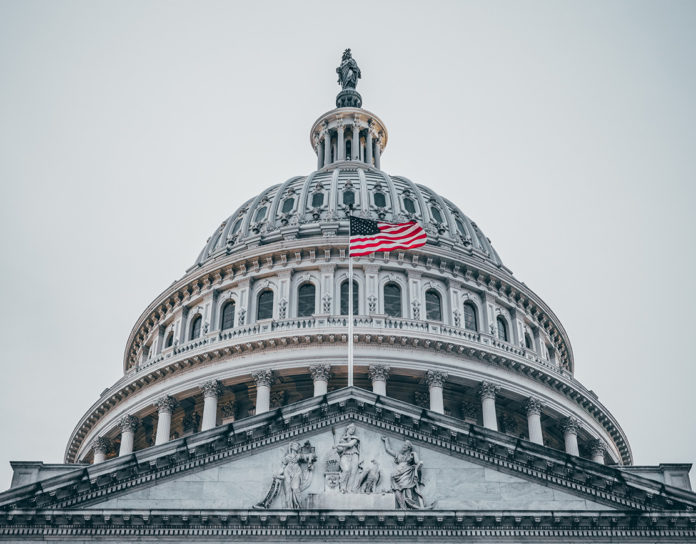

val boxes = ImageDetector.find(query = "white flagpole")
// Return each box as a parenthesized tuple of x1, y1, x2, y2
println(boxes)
(348, 220, 354, 388)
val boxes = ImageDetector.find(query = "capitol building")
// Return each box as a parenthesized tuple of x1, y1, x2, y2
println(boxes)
(0, 51, 694, 542)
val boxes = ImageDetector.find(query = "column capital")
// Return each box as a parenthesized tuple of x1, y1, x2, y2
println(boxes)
(525, 397, 544, 416)
(309, 364, 332, 382)
(119, 415, 139, 433)
(154, 395, 177, 414)
(590, 438, 607, 457)
(561, 416, 580, 435)
(425, 369, 448, 388)
(478, 381, 500, 400)
(200, 379, 223, 399)
(336, 118, 345, 129)
(92, 436, 110, 455)
(368, 364, 391, 383)
(252, 369, 274, 387)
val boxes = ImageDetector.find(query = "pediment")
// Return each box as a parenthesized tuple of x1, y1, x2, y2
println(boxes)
(2, 388, 695, 515)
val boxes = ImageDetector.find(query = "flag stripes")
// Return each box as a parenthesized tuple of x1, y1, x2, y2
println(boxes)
(349, 216, 427, 256)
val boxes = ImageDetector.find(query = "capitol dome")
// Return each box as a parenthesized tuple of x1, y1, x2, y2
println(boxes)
(59, 51, 633, 472)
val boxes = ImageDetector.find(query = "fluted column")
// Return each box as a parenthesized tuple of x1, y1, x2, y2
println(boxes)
(478, 382, 500, 431)
(252, 370, 273, 414)
(337, 120, 345, 161)
(92, 436, 109, 464)
(374, 137, 381, 169)
(154, 395, 177, 445)
(200, 380, 223, 431)
(119, 415, 138, 456)
(352, 120, 360, 160)
(425, 370, 448, 414)
(366, 129, 373, 165)
(309, 364, 331, 396)
(368, 364, 390, 396)
(590, 439, 606, 465)
(562, 417, 580, 456)
(525, 397, 544, 445)
(323, 130, 331, 165)
(316, 140, 324, 169)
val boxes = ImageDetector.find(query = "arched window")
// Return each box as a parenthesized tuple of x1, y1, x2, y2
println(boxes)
(311, 192, 324, 207)
(190, 315, 202, 340)
(257, 290, 274, 320)
(463, 302, 478, 331)
(525, 333, 534, 350)
(343, 190, 355, 207)
(496, 316, 508, 342)
(254, 206, 267, 222)
(455, 218, 468, 237)
(164, 331, 174, 348)
(374, 192, 386, 208)
(231, 218, 242, 235)
(403, 197, 416, 214)
(384, 282, 402, 318)
(430, 206, 443, 224)
(297, 283, 316, 317)
(221, 301, 235, 331)
(281, 198, 295, 214)
(425, 289, 442, 321)
(340, 280, 359, 315)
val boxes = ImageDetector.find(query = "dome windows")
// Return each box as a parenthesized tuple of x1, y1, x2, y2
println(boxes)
(340, 280, 359, 315)
(281, 198, 295, 214)
(311, 192, 324, 208)
(374, 192, 386, 208)
(257, 290, 274, 320)
(190, 315, 202, 341)
(430, 206, 443, 224)
(221, 301, 235, 331)
(463, 302, 478, 331)
(164, 331, 174, 349)
(425, 289, 442, 321)
(525, 332, 534, 350)
(403, 197, 416, 214)
(343, 189, 355, 207)
(254, 206, 267, 223)
(496, 316, 509, 342)
(384, 282, 402, 317)
(297, 283, 316, 317)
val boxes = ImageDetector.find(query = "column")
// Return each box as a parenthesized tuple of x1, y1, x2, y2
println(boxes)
(352, 120, 360, 160)
(525, 397, 544, 445)
(200, 379, 223, 431)
(337, 120, 345, 161)
(323, 131, 331, 165)
(92, 436, 109, 464)
(590, 439, 606, 465)
(317, 140, 324, 169)
(309, 364, 331, 396)
(366, 129, 373, 165)
(119, 415, 138, 456)
(368, 364, 390, 396)
(252, 370, 273, 414)
(374, 137, 381, 169)
(562, 417, 580, 456)
(154, 395, 177, 445)
(478, 381, 500, 431)
(425, 370, 448, 414)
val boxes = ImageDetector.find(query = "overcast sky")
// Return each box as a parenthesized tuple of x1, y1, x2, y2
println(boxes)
(0, 1, 694, 488)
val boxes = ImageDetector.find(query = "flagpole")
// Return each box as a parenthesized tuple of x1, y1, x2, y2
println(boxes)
(348, 219, 354, 388)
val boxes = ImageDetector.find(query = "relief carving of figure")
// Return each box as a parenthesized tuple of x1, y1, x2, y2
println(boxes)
(254, 441, 316, 509)
(336, 48, 361, 90)
(381, 436, 425, 509)
(333, 423, 360, 493)
(357, 459, 381, 493)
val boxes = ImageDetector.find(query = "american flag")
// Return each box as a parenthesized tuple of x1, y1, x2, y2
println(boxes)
(349, 216, 427, 257)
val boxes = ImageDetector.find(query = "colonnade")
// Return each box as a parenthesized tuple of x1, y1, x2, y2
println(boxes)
(92, 366, 606, 466)
(315, 118, 383, 169)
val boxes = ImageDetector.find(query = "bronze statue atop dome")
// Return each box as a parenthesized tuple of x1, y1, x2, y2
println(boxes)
(336, 48, 361, 90)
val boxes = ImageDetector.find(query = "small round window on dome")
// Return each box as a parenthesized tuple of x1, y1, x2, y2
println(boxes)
(255, 207, 267, 222)
(374, 192, 386, 208)
(282, 198, 295, 214)
(403, 197, 416, 214)
(311, 192, 324, 208)
(343, 190, 355, 207)
(430, 206, 443, 224)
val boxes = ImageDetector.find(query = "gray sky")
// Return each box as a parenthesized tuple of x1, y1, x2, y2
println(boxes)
(1, 1, 694, 488)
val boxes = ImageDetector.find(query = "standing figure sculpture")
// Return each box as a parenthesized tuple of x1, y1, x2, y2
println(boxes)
(336, 48, 361, 90)
(254, 441, 316, 509)
(334, 423, 361, 492)
(381, 436, 425, 509)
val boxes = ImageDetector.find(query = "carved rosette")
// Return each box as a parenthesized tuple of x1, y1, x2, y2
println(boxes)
(561, 416, 580, 435)
(154, 395, 177, 414)
(119, 415, 139, 434)
(368, 364, 391, 383)
(425, 370, 448, 388)
(252, 369, 274, 388)
(478, 381, 500, 400)
(92, 436, 110, 455)
(525, 397, 544, 416)
(590, 439, 607, 457)
(200, 379, 223, 399)
(309, 364, 332, 383)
